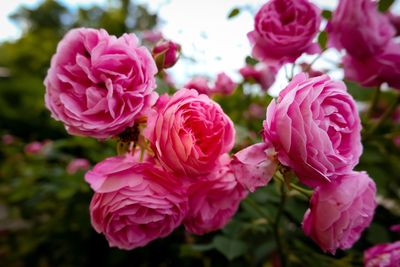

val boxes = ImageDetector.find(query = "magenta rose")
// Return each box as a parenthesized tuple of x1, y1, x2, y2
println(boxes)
(327, 0, 395, 59)
(302, 172, 377, 254)
(142, 30, 163, 43)
(239, 63, 278, 91)
(152, 40, 181, 69)
(262, 73, 362, 188)
(66, 158, 90, 174)
(183, 156, 247, 235)
(44, 28, 158, 139)
(24, 141, 44, 155)
(364, 241, 400, 267)
(231, 143, 277, 192)
(144, 88, 235, 176)
(343, 42, 400, 90)
(212, 72, 236, 95)
(184, 77, 212, 95)
(387, 12, 400, 36)
(85, 154, 187, 250)
(248, 0, 321, 64)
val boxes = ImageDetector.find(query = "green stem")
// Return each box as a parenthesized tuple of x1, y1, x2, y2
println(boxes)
(367, 85, 381, 118)
(304, 48, 327, 73)
(274, 173, 313, 198)
(368, 94, 400, 136)
(274, 180, 287, 267)
(243, 197, 271, 223)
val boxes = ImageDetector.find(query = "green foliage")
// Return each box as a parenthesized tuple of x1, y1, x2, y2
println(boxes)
(317, 31, 328, 50)
(245, 56, 259, 66)
(321, 10, 332, 20)
(227, 8, 240, 19)
(378, 0, 395, 12)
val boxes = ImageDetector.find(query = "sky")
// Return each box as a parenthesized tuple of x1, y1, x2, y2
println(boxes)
(0, 0, 399, 95)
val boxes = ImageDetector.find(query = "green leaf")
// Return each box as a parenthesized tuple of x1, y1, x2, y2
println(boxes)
(213, 236, 248, 260)
(245, 56, 258, 66)
(321, 10, 332, 20)
(227, 8, 240, 19)
(317, 31, 328, 50)
(366, 223, 390, 244)
(378, 0, 395, 12)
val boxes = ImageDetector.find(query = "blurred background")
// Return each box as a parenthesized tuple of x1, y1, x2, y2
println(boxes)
(0, 0, 399, 266)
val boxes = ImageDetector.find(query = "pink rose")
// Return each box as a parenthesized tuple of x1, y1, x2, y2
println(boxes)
(364, 241, 400, 267)
(327, 0, 395, 59)
(231, 143, 277, 192)
(183, 157, 247, 235)
(248, 0, 321, 64)
(390, 224, 400, 232)
(24, 141, 43, 155)
(44, 28, 158, 139)
(66, 158, 90, 174)
(302, 172, 377, 254)
(152, 40, 181, 69)
(246, 103, 266, 119)
(86, 155, 187, 250)
(239, 63, 277, 91)
(387, 12, 400, 36)
(2, 134, 15, 145)
(212, 72, 236, 95)
(263, 73, 362, 188)
(184, 77, 211, 95)
(343, 42, 400, 90)
(142, 30, 163, 43)
(145, 89, 235, 176)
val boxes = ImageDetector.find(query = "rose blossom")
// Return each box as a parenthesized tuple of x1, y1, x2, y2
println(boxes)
(85, 154, 187, 250)
(184, 77, 212, 95)
(24, 141, 43, 154)
(364, 241, 400, 267)
(263, 73, 362, 187)
(144, 88, 235, 176)
(66, 158, 90, 174)
(183, 156, 247, 235)
(152, 40, 181, 69)
(44, 28, 158, 139)
(390, 224, 400, 232)
(302, 172, 377, 254)
(142, 30, 163, 43)
(248, 0, 321, 64)
(2, 134, 15, 145)
(327, 0, 395, 59)
(387, 12, 400, 36)
(231, 143, 277, 192)
(239, 63, 277, 91)
(343, 42, 400, 90)
(212, 72, 236, 95)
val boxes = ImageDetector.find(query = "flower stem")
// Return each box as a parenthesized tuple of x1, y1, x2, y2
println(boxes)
(274, 180, 287, 267)
(274, 173, 313, 198)
(243, 197, 271, 223)
(304, 48, 327, 73)
(368, 93, 400, 136)
(367, 85, 381, 118)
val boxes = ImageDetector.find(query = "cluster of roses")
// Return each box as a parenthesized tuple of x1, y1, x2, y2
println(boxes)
(43, 0, 394, 263)
(248, 0, 400, 92)
(246, 0, 383, 257)
(43, 27, 265, 250)
(329, 0, 400, 90)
